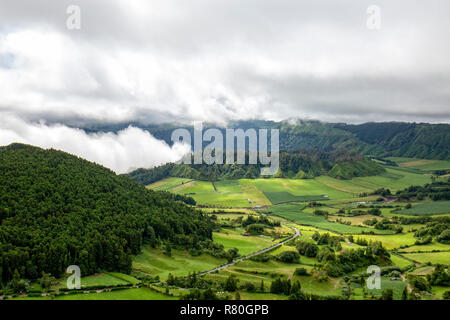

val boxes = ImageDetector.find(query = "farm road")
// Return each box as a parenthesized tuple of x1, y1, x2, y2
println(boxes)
(199, 226, 300, 275)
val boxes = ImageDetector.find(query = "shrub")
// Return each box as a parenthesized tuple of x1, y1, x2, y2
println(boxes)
(276, 251, 300, 264)
(294, 268, 308, 276)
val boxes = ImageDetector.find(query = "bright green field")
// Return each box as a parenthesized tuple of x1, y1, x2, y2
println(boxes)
(265, 204, 391, 234)
(175, 180, 251, 207)
(390, 254, 414, 268)
(213, 228, 277, 256)
(207, 258, 341, 296)
(317, 168, 431, 194)
(401, 252, 450, 264)
(248, 178, 353, 200)
(79, 273, 131, 287)
(263, 191, 328, 205)
(395, 201, 450, 216)
(147, 177, 193, 191)
(149, 169, 432, 208)
(365, 277, 407, 300)
(56, 287, 176, 300)
(387, 157, 450, 171)
(51, 272, 138, 289)
(345, 168, 431, 193)
(399, 242, 450, 253)
(355, 233, 417, 250)
(132, 246, 226, 280)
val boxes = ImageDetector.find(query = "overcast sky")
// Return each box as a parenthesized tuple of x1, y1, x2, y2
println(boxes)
(0, 0, 449, 172)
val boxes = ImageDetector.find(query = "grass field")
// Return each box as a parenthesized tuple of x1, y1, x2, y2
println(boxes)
(249, 179, 353, 200)
(355, 233, 417, 250)
(132, 246, 226, 280)
(263, 191, 328, 205)
(51, 272, 138, 289)
(149, 170, 431, 209)
(213, 228, 277, 256)
(387, 157, 450, 171)
(365, 277, 407, 300)
(147, 177, 193, 191)
(399, 242, 450, 253)
(395, 201, 450, 216)
(317, 168, 431, 194)
(347, 168, 432, 192)
(328, 214, 382, 226)
(265, 204, 391, 234)
(401, 252, 450, 264)
(390, 254, 415, 268)
(56, 287, 176, 300)
(139, 171, 449, 301)
(175, 180, 251, 207)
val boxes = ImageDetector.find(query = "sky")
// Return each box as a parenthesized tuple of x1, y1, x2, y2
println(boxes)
(0, 0, 449, 172)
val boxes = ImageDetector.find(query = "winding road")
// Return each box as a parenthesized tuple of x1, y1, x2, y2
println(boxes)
(199, 225, 300, 275)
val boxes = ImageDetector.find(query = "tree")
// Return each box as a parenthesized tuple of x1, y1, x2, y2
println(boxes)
(276, 251, 300, 263)
(402, 287, 408, 300)
(381, 289, 394, 300)
(39, 272, 55, 290)
(234, 292, 241, 300)
(226, 248, 239, 262)
(10, 269, 28, 294)
(294, 268, 308, 276)
(224, 275, 239, 292)
(443, 291, 450, 300)
(259, 280, 265, 292)
(164, 243, 172, 257)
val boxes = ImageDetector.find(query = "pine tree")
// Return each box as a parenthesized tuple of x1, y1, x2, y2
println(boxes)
(402, 286, 408, 300)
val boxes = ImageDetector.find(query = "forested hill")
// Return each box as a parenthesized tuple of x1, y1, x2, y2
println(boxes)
(0, 143, 213, 284)
(125, 150, 385, 185)
(80, 120, 450, 160)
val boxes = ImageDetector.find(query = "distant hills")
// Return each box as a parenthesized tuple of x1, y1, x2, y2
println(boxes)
(125, 150, 385, 184)
(80, 120, 450, 160)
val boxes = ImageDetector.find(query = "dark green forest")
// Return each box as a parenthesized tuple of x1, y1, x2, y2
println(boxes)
(0, 144, 213, 284)
(125, 150, 384, 184)
(80, 120, 450, 160)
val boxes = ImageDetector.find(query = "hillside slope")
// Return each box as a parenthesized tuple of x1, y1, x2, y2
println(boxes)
(0, 144, 212, 284)
(80, 120, 450, 160)
(125, 151, 385, 184)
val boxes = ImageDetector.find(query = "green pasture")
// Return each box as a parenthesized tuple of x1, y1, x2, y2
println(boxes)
(147, 177, 192, 191)
(213, 228, 276, 256)
(354, 233, 417, 250)
(265, 204, 391, 234)
(395, 201, 450, 216)
(263, 191, 328, 205)
(389, 254, 414, 268)
(366, 277, 407, 300)
(132, 246, 226, 280)
(56, 287, 175, 300)
(401, 252, 450, 265)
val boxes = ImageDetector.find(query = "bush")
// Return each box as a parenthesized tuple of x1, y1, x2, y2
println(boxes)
(296, 241, 318, 257)
(276, 251, 300, 264)
(294, 268, 308, 276)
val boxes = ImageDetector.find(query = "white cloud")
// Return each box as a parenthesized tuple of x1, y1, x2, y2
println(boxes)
(0, 0, 449, 128)
(0, 115, 190, 173)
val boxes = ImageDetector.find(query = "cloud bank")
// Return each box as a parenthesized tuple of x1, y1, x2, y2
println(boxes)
(1, 0, 450, 125)
(0, 115, 190, 173)
(0, 0, 449, 172)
